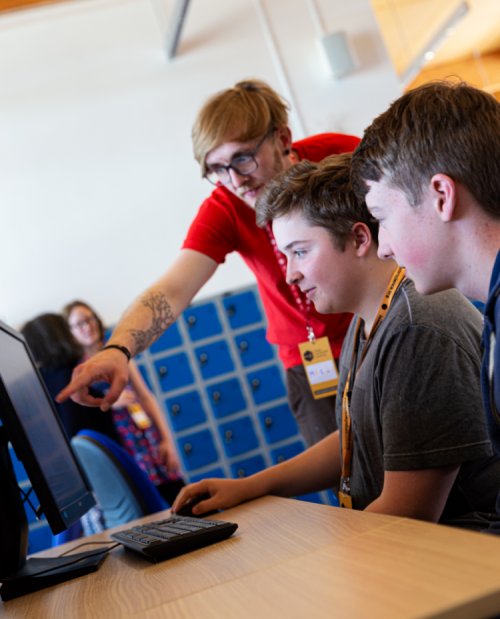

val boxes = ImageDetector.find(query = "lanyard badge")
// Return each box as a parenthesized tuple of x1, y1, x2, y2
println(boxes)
(128, 403, 152, 430)
(298, 334, 338, 400)
(339, 267, 406, 509)
(266, 223, 338, 400)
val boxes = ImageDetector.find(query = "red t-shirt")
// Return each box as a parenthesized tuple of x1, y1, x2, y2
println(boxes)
(182, 133, 360, 369)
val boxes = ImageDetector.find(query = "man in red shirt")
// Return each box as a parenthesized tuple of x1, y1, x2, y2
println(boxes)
(58, 79, 359, 447)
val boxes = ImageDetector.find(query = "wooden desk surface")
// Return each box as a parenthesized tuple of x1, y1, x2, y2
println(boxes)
(2, 496, 500, 619)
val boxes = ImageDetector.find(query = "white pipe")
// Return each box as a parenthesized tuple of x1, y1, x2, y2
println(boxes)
(252, 0, 306, 139)
(304, 0, 325, 38)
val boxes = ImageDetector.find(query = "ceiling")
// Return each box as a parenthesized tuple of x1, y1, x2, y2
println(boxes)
(1, 0, 499, 81)
(370, 0, 500, 75)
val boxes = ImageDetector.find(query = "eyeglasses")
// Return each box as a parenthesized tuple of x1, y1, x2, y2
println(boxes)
(69, 315, 97, 331)
(203, 129, 276, 187)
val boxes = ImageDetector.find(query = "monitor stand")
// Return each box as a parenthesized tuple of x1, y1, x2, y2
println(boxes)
(0, 427, 108, 602)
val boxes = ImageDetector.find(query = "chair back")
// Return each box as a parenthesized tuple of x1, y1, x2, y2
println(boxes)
(71, 430, 168, 529)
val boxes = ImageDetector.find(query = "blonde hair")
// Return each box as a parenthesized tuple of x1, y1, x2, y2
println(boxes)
(192, 79, 290, 177)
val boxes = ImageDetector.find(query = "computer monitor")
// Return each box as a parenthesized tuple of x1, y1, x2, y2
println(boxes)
(0, 320, 95, 579)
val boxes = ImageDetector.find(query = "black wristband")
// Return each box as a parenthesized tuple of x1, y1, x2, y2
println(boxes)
(101, 344, 132, 362)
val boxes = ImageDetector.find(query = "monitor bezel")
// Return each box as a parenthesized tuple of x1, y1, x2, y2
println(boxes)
(0, 320, 95, 535)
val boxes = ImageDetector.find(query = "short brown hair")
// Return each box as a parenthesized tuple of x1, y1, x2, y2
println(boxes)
(192, 79, 290, 177)
(351, 80, 500, 218)
(255, 153, 379, 250)
(62, 300, 105, 342)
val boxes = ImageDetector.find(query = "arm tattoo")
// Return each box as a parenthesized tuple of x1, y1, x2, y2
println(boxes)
(127, 292, 174, 354)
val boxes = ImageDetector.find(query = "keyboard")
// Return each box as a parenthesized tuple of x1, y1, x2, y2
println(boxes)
(110, 515, 238, 563)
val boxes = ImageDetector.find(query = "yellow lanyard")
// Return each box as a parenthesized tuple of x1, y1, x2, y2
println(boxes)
(340, 268, 406, 490)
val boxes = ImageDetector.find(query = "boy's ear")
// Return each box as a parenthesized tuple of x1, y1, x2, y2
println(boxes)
(429, 174, 456, 222)
(351, 223, 372, 257)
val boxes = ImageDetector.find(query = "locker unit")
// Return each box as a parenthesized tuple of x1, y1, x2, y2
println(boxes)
(138, 284, 337, 509)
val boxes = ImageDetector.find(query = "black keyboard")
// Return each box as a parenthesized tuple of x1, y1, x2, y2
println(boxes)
(110, 515, 238, 562)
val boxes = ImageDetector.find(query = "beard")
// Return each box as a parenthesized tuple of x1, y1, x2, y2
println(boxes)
(236, 146, 287, 204)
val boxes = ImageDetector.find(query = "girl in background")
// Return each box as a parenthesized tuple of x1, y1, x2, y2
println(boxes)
(21, 313, 119, 442)
(63, 300, 185, 506)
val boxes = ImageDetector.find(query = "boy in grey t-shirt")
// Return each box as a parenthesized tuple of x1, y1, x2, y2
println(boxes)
(170, 154, 500, 529)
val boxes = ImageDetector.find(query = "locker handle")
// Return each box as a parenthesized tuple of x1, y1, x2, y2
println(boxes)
(184, 443, 192, 455)
(187, 315, 196, 329)
(265, 416, 273, 428)
(251, 378, 260, 391)
(237, 468, 245, 478)
(212, 391, 221, 404)
(239, 341, 248, 354)
(159, 366, 168, 378)
(224, 430, 233, 444)
(199, 353, 208, 366)
(277, 455, 285, 463)
(227, 304, 236, 317)
(172, 404, 180, 417)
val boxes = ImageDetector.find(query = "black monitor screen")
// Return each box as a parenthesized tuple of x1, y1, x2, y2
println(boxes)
(0, 322, 94, 534)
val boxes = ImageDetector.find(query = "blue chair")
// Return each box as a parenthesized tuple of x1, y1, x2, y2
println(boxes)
(71, 430, 168, 530)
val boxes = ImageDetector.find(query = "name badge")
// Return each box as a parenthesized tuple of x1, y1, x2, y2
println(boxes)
(339, 493, 353, 509)
(298, 336, 338, 400)
(128, 403, 152, 429)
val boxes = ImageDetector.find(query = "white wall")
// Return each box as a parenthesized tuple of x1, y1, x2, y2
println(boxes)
(0, 0, 400, 328)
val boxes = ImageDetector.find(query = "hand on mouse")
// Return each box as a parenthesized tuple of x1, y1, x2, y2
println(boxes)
(171, 478, 256, 516)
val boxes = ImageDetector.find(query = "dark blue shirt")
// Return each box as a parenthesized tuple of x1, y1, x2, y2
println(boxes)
(481, 249, 500, 455)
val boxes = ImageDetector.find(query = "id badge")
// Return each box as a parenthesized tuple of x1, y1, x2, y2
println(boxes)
(338, 493, 353, 509)
(128, 403, 152, 429)
(298, 336, 338, 400)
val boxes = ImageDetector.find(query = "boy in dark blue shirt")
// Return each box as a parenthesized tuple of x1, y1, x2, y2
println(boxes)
(351, 80, 500, 482)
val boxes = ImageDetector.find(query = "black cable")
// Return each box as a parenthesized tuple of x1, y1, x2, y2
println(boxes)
(58, 541, 116, 557)
(17, 485, 39, 518)
(0, 543, 121, 582)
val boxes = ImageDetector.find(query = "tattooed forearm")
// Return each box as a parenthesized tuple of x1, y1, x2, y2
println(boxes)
(127, 292, 174, 355)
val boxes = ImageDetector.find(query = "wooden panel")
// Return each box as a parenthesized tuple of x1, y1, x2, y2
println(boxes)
(0, 0, 72, 14)
(408, 50, 500, 102)
(370, 0, 500, 75)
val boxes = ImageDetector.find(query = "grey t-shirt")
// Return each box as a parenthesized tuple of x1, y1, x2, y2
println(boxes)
(336, 279, 500, 528)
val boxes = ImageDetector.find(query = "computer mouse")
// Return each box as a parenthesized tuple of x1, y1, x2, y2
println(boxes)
(175, 493, 217, 518)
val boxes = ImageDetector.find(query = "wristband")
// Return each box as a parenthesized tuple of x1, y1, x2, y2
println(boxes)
(101, 344, 132, 362)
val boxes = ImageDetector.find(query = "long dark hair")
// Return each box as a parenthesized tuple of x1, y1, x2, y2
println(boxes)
(21, 313, 84, 371)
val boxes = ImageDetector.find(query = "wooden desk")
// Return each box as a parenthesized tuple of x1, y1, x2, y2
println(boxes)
(2, 496, 500, 619)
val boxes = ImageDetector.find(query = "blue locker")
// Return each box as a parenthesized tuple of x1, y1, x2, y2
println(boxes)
(9, 445, 28, 482)
(183, 303, 223, 342)
(206, 378, 246, 419)
(190, 467, 226, 483)
(28, 525, 52, 555)
(149, 322, 183, 354)
(271, 441, 304, 465)
(231, 455, 266, 478)
(326, 489, 340, 507)
(154, 352, 194, 392)
(165, 391, 206, 431)
(178, 429, 218, 472)
(223, 291, 262, 329)
(234, 328, 274, 367)
(218, 416, 259, 458)
(246, 365, 286, 405)
(137, 363, 152, 391)
(296, 493, 323, 504)
(195, 341, 234, 380)
(258, 404, 299, 444)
